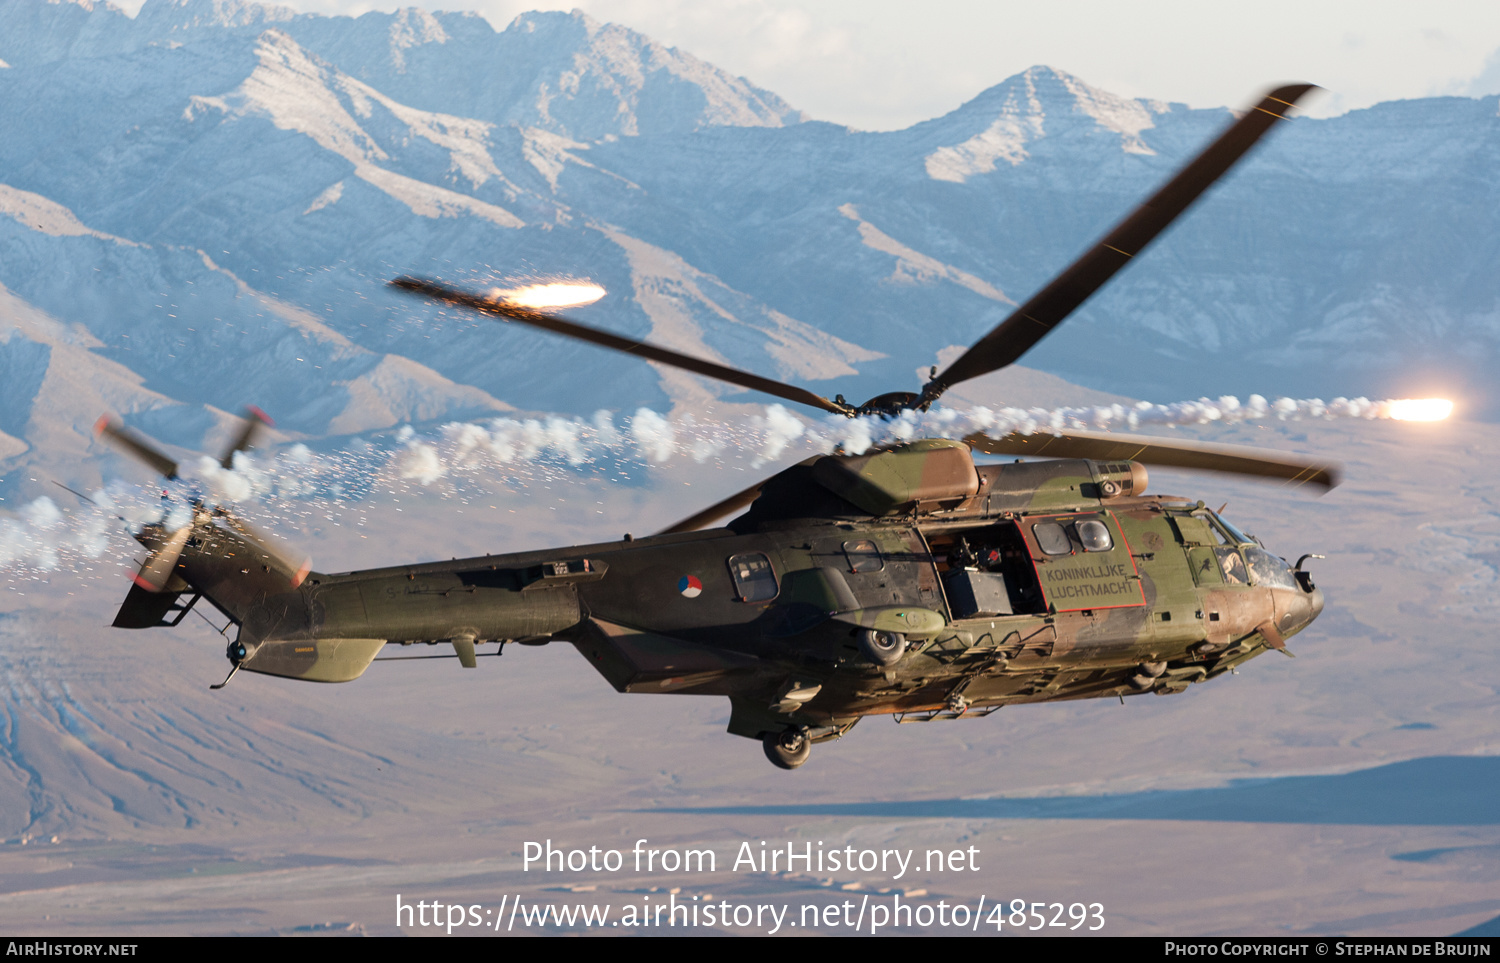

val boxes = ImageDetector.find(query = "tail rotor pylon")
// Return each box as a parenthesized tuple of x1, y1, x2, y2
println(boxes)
(93, 407, 310, 594)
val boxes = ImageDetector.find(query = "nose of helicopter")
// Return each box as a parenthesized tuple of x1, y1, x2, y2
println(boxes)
(1275, 577, 1324, 639)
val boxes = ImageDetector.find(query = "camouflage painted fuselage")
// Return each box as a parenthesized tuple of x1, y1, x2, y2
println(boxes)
(116, 440, 1324, 748)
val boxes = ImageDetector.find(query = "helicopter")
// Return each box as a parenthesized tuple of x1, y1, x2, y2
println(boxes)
(98, 84, 1334, 769)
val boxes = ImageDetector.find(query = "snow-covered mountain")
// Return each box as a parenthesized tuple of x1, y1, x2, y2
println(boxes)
(0, 0, 1496, 496)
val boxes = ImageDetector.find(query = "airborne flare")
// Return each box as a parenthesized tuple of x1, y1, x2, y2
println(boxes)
(1383, 398, 1454, 422)
(490, 281, 606, 310)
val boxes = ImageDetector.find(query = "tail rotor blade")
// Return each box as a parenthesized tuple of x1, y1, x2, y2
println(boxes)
(133, 524, 194, 592)
(218, 510, 313, 588)
(965, 428, 1339, 489)
(219, 406, 274, 469)
(94, 416, 179, 480)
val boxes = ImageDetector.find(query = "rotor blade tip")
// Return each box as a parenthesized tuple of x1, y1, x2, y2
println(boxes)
(93, 414, 113, 437)
(1265, 83, 1321, 109)
(246, 405, 274, 427)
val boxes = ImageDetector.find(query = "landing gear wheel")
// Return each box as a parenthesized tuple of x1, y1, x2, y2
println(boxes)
(762, 729, 811, 770)
(858, 629, 907, 666)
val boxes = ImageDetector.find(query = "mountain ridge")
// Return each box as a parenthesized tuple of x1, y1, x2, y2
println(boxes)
(0, 0, 1495, 499)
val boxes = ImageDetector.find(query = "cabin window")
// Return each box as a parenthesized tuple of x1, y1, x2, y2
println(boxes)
(1077, 519, 1113, 552)
(842, 540, 884, 573)
(728, 552, 779, 602)
(1034, 521, 1072, 556)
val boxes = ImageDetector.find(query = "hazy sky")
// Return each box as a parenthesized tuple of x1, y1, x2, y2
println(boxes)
(117, 0, 1500, 129)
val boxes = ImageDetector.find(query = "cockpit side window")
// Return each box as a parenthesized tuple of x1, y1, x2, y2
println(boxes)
(1215, 547, 1248, 585)
(727, 552, 779, 602)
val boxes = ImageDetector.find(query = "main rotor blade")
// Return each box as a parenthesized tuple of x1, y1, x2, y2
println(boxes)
(928, 84, 1318, 401)
(219, 406, 274, 469)
(391, 276, 852, 416)
(94, 416, 179, 480)
(965, 427, 1339, 489)
(656, 478, 769, 535)
(133, 524, 194, 592)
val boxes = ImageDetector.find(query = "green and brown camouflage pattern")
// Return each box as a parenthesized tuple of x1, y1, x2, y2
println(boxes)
(114, 441, 1324, 754)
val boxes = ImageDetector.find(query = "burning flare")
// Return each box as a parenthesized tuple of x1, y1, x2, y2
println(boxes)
(491, 281, 606, 311)
(1383, 398, 1454, 422)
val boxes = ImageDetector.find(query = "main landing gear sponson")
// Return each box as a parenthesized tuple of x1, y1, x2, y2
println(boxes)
(858, 629, 907, 666)
(762, 728, 812, 770)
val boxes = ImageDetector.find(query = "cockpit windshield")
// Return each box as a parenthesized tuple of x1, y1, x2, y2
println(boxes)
(1243, 546, 1298, 589)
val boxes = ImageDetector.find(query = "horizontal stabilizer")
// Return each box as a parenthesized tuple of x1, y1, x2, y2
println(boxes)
(112, 583, 196, 629)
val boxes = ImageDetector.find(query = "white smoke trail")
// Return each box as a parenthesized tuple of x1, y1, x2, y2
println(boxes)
(629, 408, 677, 465)
(353, 394, 1427, 481)
(812, 394, 1408, 454)
(0, 393, 1444, 579)
(0, 488, 158, 575)
(145, 394, 1471, 498)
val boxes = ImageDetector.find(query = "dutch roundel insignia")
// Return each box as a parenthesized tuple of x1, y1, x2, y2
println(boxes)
(678, 575, 703, 598)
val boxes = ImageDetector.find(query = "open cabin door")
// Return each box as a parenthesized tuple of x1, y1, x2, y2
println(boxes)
(924, 521, 1047, 620)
